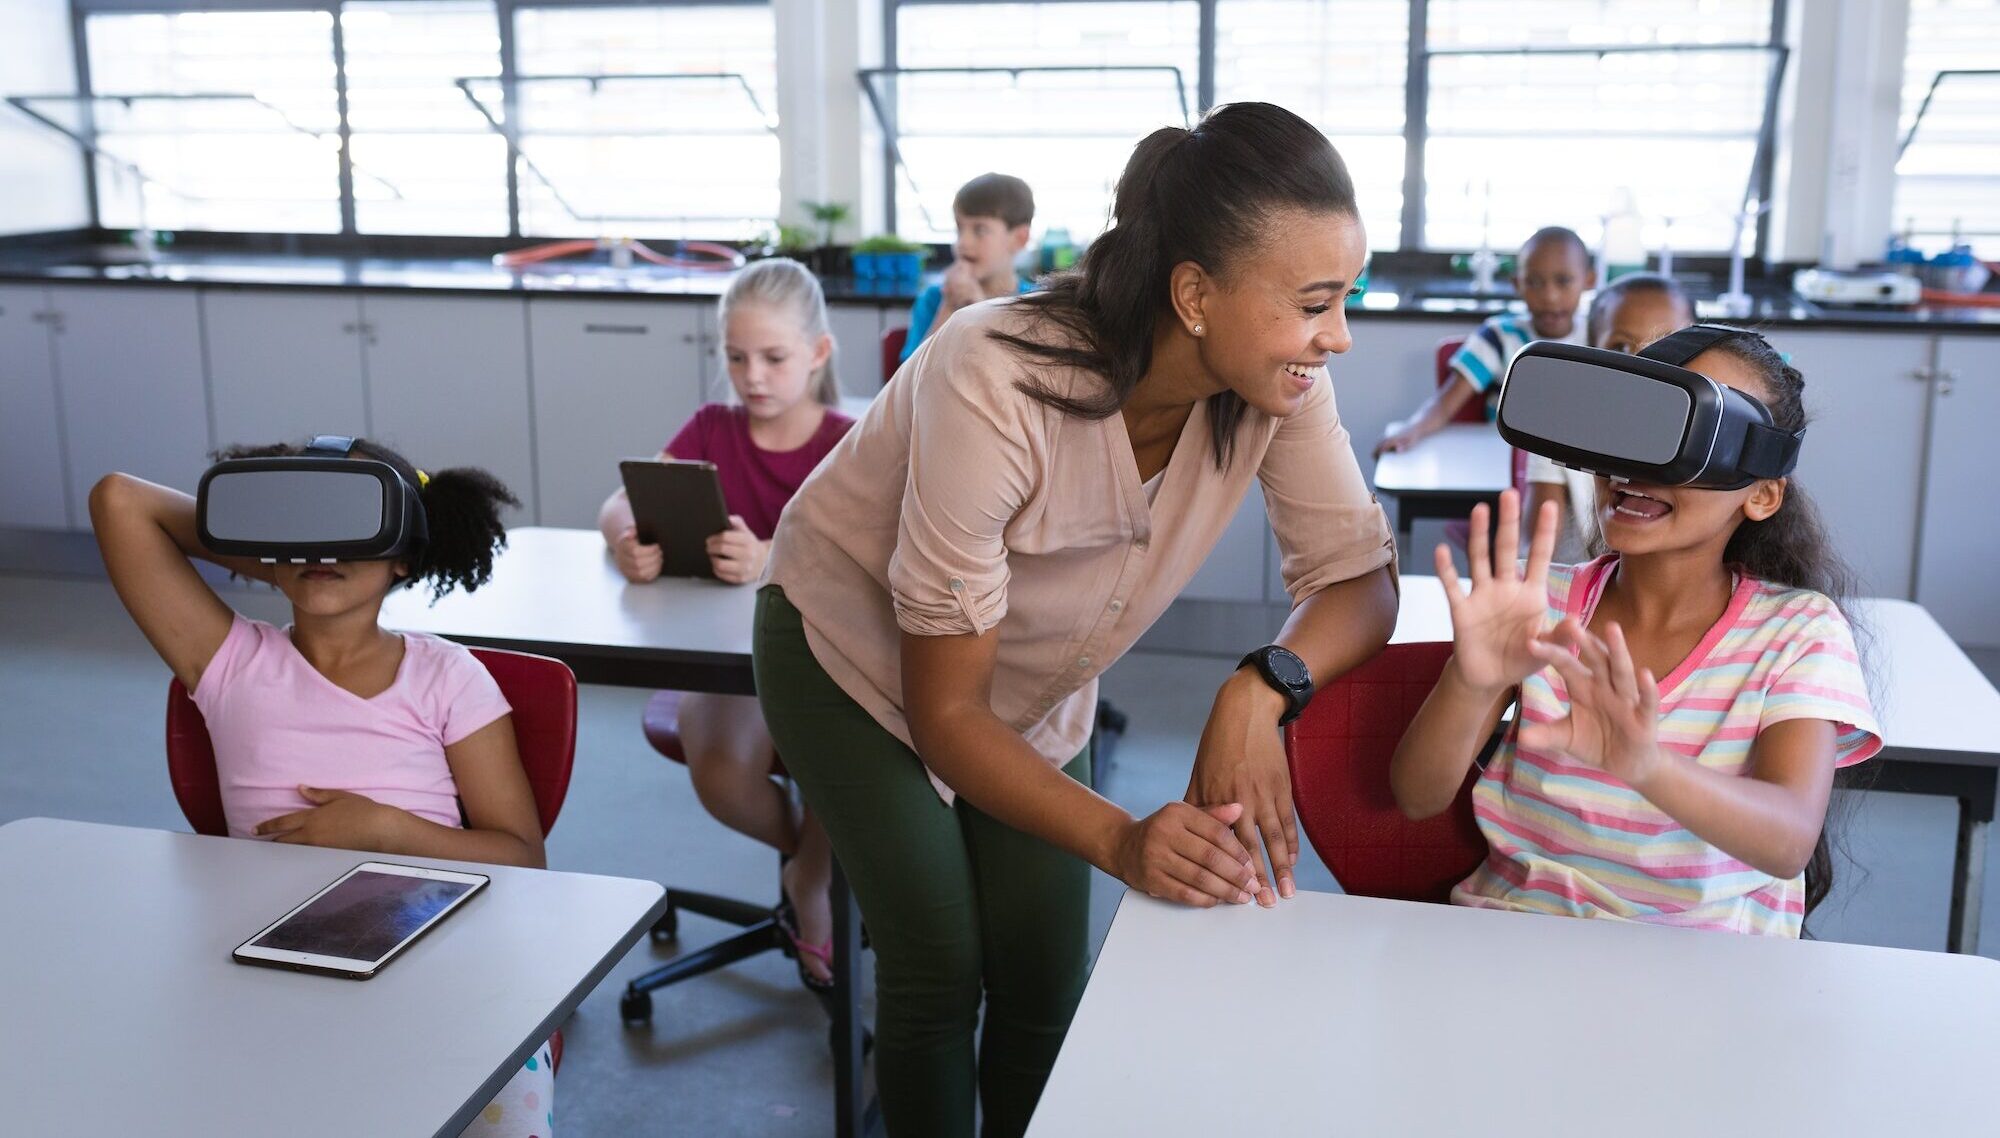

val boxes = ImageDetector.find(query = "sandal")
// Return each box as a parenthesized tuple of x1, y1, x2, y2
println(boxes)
(775, 897, 836, 994)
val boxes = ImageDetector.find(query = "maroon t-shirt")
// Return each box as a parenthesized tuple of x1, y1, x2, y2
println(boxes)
(665, 403, 855, 540)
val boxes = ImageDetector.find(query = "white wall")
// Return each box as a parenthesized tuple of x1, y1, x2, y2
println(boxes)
(773, 0, 883, 243)
(0, 0, 89, 237)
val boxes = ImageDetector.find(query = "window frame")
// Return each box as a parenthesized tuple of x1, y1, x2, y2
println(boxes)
(881, 0, 1791, 256)
(65, 0, 771, 240)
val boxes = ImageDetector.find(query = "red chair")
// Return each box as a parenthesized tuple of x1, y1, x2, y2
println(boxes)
(881, 327, 909, 385)
(619, 690, 820, 1027)
(1283, 641, 1486, 903)
(166, 647, 579, 1071)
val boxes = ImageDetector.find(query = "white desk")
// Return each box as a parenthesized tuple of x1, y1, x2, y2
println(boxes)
(380, 526, 758, 693)
(1370, 423, 1516, 545)
(1029, 890, 2000, 1136)
(0, 817, 665, 1138)
(1391, 575, 2000, 953)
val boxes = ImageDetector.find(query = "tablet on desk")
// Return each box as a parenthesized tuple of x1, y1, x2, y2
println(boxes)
(620, 458, 731, 579)
(232, 861, 488, 979)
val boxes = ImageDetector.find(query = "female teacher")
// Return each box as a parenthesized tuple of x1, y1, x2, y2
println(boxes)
(753, 101, 1397, 1137)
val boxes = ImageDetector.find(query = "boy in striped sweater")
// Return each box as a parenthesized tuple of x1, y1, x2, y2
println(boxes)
(1375, 226, 1596, 457)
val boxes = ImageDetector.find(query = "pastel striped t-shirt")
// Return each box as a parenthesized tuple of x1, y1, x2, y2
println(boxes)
(1451, 556, 1881, 937)
(1446, 311, 1584, 400)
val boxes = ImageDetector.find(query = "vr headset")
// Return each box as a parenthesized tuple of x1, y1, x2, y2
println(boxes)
(196, 435, 427, 563)
(1495, 323, 1803, 491)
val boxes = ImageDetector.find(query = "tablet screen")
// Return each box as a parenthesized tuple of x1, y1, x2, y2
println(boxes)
(252, 868, 478, 962)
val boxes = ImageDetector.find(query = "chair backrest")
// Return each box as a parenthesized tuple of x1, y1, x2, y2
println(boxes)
(1434, 335, 1488, 424)
(1284, 641, 1486, 903)
(166, 646, 578, 838)
(881, 327, 910, 386)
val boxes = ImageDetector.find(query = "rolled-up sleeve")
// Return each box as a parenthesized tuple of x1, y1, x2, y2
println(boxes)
(888, 342, 1035, 637)
(1260, 372, 1397, 604)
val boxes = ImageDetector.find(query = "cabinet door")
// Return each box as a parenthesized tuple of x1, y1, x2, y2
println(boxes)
(827, 304, 884, 397)
(528, 299, 704, 528)
(0, 286, 70, 528)
(1778, 330, 1934, 600)
(204, 290, 367, 448)
(362, 294, 537, 523)
(1184, 482, 1271, 603)
(48, 286, 212, 510)
(1917, 338, 2000, 647)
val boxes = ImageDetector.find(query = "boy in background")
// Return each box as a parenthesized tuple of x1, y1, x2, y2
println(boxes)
(899, 172, 1036, 363)
(1375, 226, 1596, 456)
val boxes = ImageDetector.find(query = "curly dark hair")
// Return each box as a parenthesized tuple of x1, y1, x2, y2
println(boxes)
(1700, 332, 1875, 931)
(210, 438, 518, 601)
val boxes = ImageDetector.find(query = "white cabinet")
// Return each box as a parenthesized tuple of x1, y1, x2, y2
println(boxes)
(47, 286, 211, 512)
(203, 290, 368, 448)
(0, 286, 70, 528)
(827, 304, 885, 396)
(1778, 330, 1935, 600)
(1183, 482, 1270, 603)
(361, 294, 537, 523)
(527, 299, 705, 529)
(1916, 337, 2000, 647)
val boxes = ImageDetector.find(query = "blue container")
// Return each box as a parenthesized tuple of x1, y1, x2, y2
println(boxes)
(887, 251, 923, 280)
(851, 251, 880, 280)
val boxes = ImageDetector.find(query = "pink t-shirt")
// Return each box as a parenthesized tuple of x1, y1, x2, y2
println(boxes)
(665, 403, 854, 541)
(191, 615, 513, 839)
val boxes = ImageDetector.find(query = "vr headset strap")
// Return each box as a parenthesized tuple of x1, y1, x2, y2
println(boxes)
(1636, 323, 1752, 367)
(305, 435, 356, 458)
(1739, 422, 1804, 479)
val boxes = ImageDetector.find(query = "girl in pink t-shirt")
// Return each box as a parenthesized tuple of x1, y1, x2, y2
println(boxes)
(599, 258, 853, 988)
(1390, 330, 1880, 937)
(92, 440, 559, 1138)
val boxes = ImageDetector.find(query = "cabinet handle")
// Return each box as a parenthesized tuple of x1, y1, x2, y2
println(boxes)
(584, 323, 649, 335)
(1938, 369, 1959, 397)
(1908, 367, 1935, 382)
(342, 322, 358, 334)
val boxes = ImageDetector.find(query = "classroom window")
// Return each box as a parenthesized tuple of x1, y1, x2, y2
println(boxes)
(509, 2, 780, 241)
(1894, 0, 2000, 259)
(1212, 0, 1409, 251)
(81, 11, 343, 234)
(342, 0, 509, 237)
(886, 2, 1201, 242)
(1420, 0, 1777, 254)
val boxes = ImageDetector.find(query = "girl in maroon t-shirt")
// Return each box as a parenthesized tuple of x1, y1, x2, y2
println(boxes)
(598, 258, 854, 986)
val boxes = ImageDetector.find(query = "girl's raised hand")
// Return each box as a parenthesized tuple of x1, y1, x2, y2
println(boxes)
(1523, 619, 1665, 788)
(1437, 489, 1559, 695)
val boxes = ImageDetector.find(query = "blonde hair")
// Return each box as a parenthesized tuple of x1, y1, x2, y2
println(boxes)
(718, 257, 840, 406)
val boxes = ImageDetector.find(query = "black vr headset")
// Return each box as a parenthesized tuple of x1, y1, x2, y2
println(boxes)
(1495, 324, 1803, 491)
(196, 435, 428, 563)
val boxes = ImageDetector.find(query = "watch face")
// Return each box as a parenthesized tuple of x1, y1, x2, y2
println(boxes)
(1269, 650, 1309, 688)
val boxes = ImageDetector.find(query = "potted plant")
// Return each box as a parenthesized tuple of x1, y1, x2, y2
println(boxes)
(803, 200, 851, 276)
(852, 234, 928, 282)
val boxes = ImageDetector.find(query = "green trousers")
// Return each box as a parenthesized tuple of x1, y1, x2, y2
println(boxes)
(753, 586, 1092, 1138)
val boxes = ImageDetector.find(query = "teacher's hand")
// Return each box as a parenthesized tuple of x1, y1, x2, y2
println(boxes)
(1112, 801, 1258, 907)
(1188, 673, 1297, 907)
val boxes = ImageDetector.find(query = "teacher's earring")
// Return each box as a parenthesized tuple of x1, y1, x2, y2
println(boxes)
(1191, 323, 1204, 336)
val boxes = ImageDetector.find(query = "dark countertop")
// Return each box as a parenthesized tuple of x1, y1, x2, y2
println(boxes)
(2, 247, 1996, 334)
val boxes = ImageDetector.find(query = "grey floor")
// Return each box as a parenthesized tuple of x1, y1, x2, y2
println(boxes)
(5, 570, 1998, 1136)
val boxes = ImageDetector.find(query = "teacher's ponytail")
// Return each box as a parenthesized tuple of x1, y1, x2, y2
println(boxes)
(988, 102, 1358, 467)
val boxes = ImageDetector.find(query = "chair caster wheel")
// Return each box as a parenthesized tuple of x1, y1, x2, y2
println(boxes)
(649, 905, 678, 944)
(619, 989, 653, 1026)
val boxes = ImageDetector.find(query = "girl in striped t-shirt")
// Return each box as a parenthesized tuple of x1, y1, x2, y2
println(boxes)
(1389, 331, 1880, 937)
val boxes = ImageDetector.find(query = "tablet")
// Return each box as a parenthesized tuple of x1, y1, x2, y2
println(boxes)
(232, 861, 489, 980)
(620, 458, 732, 578)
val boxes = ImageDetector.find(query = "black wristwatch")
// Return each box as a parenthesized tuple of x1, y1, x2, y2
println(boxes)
(1239, 645, 1314, 726)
